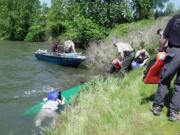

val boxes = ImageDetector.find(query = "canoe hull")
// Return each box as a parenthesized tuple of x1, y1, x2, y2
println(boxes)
(23, 84, 83, 116)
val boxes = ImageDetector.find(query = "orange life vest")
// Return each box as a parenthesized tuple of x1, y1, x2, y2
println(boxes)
(144, 52, 167, 84)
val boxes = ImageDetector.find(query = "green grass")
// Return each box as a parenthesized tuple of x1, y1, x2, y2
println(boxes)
(106, 19, 155, 40)
(46, 68, 180, 135)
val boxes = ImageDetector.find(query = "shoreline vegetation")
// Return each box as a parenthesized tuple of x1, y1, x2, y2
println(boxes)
(45, 16, 180, 135)
(0, 0, 177, 46)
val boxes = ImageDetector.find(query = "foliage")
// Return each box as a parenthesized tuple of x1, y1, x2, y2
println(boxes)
(25, 25, 47, 42)
(132, 0, 169, 19)
(47, 0, 108, 46)
(165, 2, 175, 15)
(25, 3, 49, 42)
(0, 0, 41, 41)
(62, 16, 108, 47)
(175, 7, 180, 14)
(0, 0, 170, 45)
(85, 0, 134, 27)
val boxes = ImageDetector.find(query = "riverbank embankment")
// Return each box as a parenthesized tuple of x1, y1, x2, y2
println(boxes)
(46, 16, 180, 135)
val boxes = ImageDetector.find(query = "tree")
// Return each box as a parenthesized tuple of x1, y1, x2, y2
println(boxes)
(25, 3, 49, 42)
(132, 0, 169, 19)
(0, 0, 41, 41)
(165, 2, 175, 15)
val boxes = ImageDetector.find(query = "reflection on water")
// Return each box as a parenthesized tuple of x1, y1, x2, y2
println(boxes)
(0, 41, 94, 135)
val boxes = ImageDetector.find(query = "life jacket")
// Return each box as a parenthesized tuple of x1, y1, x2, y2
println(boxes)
(143, 52, 167, 84)
(47, 90, 59, 101)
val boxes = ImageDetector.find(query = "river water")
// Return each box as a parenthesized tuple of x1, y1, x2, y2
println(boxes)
(0, 41, 92, 135)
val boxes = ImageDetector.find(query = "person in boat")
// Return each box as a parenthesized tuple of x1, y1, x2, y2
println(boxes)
(111, 39, 135, 78)
(52, 40, 60, 53)
(151, 14, 180, 121)
(131, 42, 149, 69)
(64, 40, 76, 53)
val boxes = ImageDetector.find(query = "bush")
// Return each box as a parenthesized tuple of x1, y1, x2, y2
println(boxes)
(62, 16, 108, 47)
(25, 25, 47, 42)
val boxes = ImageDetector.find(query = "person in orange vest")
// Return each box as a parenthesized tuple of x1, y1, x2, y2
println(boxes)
(152, 14, 180, 121)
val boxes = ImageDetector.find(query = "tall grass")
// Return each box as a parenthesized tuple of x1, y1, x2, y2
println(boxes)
(86, 17, 170, 72)
(46, 69, 180, 135)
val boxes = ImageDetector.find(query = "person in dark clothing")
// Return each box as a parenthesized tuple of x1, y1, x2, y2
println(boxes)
(51, 40, 59, 53)
(152, 14, 180, 121)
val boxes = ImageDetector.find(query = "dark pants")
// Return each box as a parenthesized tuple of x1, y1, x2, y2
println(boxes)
(153, 47, 180, 112)
(119, 51, 135, 78)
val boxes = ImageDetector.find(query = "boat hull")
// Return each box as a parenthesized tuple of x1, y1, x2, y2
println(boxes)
(35, 53, 86, 67)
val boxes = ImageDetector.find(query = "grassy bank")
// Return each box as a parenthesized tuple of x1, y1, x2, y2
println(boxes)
(86, 17, 169, 73)
(46, 69, 180, 135)
(46, 16, 180, 135)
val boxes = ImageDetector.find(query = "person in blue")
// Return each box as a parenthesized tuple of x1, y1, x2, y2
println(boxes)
(151, 14, 180, 121)
(42, 89, 65, 111)
(46, 90, 65, 107)
(131, 48, 149, 69)
(35, 89, 65, 127)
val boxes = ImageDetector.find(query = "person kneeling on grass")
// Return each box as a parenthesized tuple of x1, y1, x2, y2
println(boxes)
(131, 49, 149, 69)
(111, 39, 135, 78)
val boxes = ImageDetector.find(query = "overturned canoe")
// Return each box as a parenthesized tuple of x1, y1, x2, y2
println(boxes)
(23, 84, 83, 116)
(34, 50, 87, 67)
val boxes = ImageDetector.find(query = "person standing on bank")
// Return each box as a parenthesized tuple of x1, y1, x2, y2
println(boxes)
(112, 40, 135, 78)
(152, 14, 180, 121)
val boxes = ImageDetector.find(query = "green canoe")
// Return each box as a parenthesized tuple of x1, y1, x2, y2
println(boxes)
(23, 84, 83, 116)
